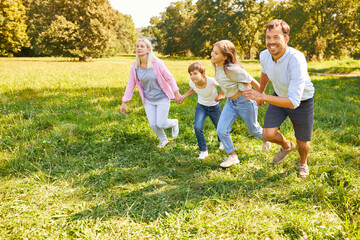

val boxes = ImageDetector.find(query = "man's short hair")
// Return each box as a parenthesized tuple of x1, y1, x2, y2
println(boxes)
(188, 62, 206, 74)
(266, 19, 290, 37)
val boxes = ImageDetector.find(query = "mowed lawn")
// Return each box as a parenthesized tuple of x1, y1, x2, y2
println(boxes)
(0, 56, 359, 239)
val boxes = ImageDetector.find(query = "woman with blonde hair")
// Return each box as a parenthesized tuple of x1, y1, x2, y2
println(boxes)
(120, 39, 181, 148)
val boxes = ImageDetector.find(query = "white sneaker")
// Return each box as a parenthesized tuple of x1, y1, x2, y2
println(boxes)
(198, 151, 209, 159)
(157, 140, 169, 148)
(172, 119, 179, 138)
(220, 155, 239, 168)
(219, 142, 224, 150)
(262, 141, 271, 152)
(297, 163, 310, 178)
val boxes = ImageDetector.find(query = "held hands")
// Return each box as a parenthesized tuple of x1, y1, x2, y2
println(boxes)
(214, 92, 225, 102)
(177, 95, 185, 104)
(243, 89, 266, 107)
(174, 91, 183, 104)
(256, 100, 266, 107)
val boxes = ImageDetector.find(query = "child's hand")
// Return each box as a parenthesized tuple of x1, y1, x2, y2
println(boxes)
(178, 95, 185, 104)
(215, 94, 225, 102)
(256, 100, 266, 107)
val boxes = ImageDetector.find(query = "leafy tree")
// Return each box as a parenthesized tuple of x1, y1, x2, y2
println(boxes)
(351, 6, 360, 59)
(232, 0, 273, 59)
(0, 0, 28, 56)
(142, 0, 360, 60)
(105, 10, 137, 56)
(145, 0, 194, 56)
(143, 16, 165, 53)
(190, 0, 235, 57)
(24, 0, 119, 60)
(274, 0, 360, 60)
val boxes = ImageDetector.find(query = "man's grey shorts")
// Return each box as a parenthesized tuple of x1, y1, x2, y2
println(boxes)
(263, 93, 314, 142)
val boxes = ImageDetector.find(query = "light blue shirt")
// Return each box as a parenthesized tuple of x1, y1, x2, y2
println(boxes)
(260, 46, 315, 109)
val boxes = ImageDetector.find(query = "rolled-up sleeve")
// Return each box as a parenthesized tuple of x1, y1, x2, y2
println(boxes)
(287, 55, 308, 109)
(122, 64, 137, 103)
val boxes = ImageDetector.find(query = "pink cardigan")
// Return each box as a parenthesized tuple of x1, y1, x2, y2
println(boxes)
(122, 58, 179, 104)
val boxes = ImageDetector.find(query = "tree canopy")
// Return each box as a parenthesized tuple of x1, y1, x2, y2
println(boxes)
(144, 0, 360, 60)
(0, 0, 359, 60)
(23, 0, 137, 60)
(0, 0, 28, 56)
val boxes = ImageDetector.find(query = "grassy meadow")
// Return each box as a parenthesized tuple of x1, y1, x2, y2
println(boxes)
(0, 56, 359, 239)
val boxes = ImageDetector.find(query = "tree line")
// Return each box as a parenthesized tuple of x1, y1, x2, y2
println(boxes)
(144, 0, 360, 60)
(1, 0, 359, 60)
(0, 0, 137, 60)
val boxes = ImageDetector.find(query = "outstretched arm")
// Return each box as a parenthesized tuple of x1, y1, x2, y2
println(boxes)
(259, 72, 270, 93)
(177, 89, 195, 104)
(250, 78, 260, 92)
(244, 72, 294, 109)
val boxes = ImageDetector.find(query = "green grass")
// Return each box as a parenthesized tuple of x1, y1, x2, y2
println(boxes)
(308, 58, 360, 75)
(0, 56, 359, 239)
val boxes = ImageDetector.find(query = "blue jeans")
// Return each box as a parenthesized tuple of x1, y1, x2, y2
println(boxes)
(217, 95, 264, 153)
(194, 103, 221, 151)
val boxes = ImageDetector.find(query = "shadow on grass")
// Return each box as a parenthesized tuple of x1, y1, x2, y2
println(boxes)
(68, 165, 292, 223)
(0, 74, 359, 237)
(0, 86, 200, 174)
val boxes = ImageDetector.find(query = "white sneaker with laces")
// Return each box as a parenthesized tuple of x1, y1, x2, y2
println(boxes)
(297, 163, 310, 178)
(157, 140, 169, 148)
(219, 142, 224, 150)
(262, 141, 271, 152)
(220, 155, 239, 168)
(198, 151, 209, 159)
(172, 119, 179, 138)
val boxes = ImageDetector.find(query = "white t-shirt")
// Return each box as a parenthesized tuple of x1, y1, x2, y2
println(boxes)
(189, 76, 219, 106)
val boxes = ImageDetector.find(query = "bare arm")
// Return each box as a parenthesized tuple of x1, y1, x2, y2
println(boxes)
(182, 88, 195, 99)
(259, 72, 270, 93)
(243, 89, 294, 109)
(251, 78, 260, 92)
(177, 88, 195, 104)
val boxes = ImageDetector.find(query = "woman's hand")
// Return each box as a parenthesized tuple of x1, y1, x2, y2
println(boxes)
(120, 102, 126, 114)
(177, 95, 185, 104)
(174, 91, 182, 104)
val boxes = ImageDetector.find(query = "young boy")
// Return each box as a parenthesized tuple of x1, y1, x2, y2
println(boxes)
(178, 62, 224, 159)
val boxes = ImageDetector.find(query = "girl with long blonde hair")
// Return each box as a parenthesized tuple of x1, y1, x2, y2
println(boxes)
(211, 40, 271, 167)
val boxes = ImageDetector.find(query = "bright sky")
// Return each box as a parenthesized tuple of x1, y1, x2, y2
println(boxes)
(108, 0, 193, 28)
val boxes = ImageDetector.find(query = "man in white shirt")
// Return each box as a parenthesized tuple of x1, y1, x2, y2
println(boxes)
(244, 19, 315, 178)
